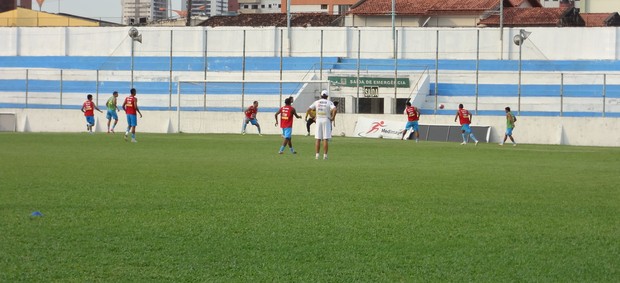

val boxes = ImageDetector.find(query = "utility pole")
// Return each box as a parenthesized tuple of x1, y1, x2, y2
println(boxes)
(186, 0, 193, 26)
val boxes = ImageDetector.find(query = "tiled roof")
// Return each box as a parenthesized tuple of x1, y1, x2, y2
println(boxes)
(581, 13, 613, 27)
(479, 7, 574, 26)
(199, 13, 341, 27)
(507, 0, 542, 8)
(349, 0, 501, 16)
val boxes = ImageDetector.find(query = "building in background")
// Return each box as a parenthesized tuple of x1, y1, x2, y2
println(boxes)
(0, 0, 31, 13)
(186, 0, 230, 17)
(122, 0, 168, 25)
(279, 0, 355, 15)
(541, 0, 620, 12)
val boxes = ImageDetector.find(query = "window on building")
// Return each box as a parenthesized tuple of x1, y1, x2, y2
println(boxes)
(278, 4, 281, 8)
(251, 4, 258, 9)
(321, 4, 328, 9)
(261, 4, 265, 8)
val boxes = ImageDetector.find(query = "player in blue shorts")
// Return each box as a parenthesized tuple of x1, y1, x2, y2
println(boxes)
(500, 106, 517, 146)
(106, 91, 120, 133)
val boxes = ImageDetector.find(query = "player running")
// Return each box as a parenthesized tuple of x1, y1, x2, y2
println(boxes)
(275, 97, 302, 154)
(81, 94, 102, 134)
(123, 88, 142, 143)
(242, 101, 262, 136)
(454, 103, 479, 145)
(401, 101, 420, 142)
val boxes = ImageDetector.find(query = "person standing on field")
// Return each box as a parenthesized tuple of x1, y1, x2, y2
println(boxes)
(454, 103, 479, 145)
(401, 101, 420, 142)
(106, 91, 120, 133)
(500, 106, 517, 146)
(307, 90, 337, 160)
(242, 101, 262, 136)
(123, 88, 142, 143)
(305, 107, 316, 136)
(275, 97, 302, 154)
(81, 94, 102, 134)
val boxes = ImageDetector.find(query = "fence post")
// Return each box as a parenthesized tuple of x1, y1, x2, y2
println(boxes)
(60, 70, 63, 109)
(241, 30, 246, 111)
(25, 69, 29, 108)
(279, 29, 283, 106)
(203, 29, 208, 111)
(356, 29, 361, 114)
(560, 73, 564, 117)
(169, 30, 173, 110)
(435, 30, 439, 113)
(475, 29, 480, 114)
(96, 70, 99, 105)
(603, 74, 607, 117)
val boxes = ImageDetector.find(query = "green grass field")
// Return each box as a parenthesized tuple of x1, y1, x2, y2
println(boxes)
(1, 133, 618, 281)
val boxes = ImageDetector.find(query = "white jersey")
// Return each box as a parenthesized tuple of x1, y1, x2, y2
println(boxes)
(309, 99, 335, 120)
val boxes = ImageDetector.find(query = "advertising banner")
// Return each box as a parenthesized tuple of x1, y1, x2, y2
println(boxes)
(353, 117, 405, 139)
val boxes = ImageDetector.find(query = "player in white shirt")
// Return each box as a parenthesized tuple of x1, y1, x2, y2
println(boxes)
(307, 90, 337, 160)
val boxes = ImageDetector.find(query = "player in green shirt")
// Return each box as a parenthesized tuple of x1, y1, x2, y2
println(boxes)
(106, 91, 120, 133)
(500, 106, 517, 146)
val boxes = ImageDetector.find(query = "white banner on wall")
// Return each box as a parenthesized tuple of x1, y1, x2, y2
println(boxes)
(353, 117, 405, 139)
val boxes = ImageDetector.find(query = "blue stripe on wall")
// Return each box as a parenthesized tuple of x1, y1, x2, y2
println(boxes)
(430, 83, 620, 98)
(0, 80, 308, 96)
(0, 56, 340, 71)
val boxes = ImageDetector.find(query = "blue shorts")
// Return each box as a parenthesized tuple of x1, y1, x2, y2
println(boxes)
(106, 110, 118, 120)
(282, 128, 292, 139)
(244, 117, 258, 126)
(85, 116, 95, 126)
(461, 124, 471, 133)
(405, 121, 419, 132)
(127, 114, 137, 127)
(506, 128, 514, 136)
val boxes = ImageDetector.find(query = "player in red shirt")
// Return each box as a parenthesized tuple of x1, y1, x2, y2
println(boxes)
(454, 103, 479, 145)
(274, 97, 302, 154)
(81, 94, 102, 134)
(401, 101, 420, 142)
(123, 88, 143, 142)
(242, 101, 262, 135)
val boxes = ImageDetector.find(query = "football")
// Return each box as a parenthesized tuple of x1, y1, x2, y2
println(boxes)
(439, 104, 445, 109)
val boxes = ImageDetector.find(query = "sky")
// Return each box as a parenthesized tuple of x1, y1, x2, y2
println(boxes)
(32, 0, 184, 23)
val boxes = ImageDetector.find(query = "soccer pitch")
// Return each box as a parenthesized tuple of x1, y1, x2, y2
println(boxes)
(1, 133, 618, 281)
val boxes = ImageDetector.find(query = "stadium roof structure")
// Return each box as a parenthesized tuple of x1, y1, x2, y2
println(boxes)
(478, 7, 584, 27)
(199, 13, 342, 27)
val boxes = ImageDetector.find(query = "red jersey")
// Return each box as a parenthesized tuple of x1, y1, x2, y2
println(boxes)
(82, 100, 95, 116)
(279, 105, 295, 128)
(124, 96, 137, 115)
(405, 106, 419, 122)
(457, 108, 472, 125)
(245, 105, 257, 119)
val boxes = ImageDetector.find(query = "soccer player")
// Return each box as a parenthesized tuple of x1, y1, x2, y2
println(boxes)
(123, 88, 142, 143)
(401, 101, 420, 142)
(500, 106, 517, 146)
(242, 101, 262, 136)
(307, 90, 337, 160)
(275, 97, 302, 154)
(81, 94, 102, 134)
(305, 107, 316, 136)
(106, 91, 120, 133)
(454, 103, 479, 145)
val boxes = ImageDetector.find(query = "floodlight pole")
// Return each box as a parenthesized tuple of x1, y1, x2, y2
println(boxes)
(514, 29, 530, 116)
(131, 39, 135, 88)
(499, 0, 504, 60)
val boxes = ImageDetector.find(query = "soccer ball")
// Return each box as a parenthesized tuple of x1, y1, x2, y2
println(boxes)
(439, 104, 445, 109)
(340, 132, 346, 137)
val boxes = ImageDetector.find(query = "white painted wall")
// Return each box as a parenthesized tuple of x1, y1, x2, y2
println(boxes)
(2, 108, 618, 146)
(2, 26, 620, 60)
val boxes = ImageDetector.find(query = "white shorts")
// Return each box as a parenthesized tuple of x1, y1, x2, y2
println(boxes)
(314, 118, 332, 140)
